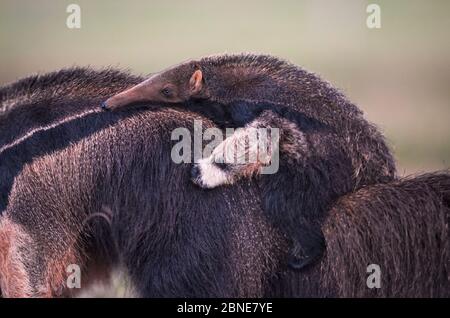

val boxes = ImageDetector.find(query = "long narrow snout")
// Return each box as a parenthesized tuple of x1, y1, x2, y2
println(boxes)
(102, 77, 157, 111)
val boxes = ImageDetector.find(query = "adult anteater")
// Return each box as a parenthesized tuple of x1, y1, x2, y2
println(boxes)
(102, 53, 396, 268)
(269, 172, 449, 297)
(0, 68, 448, 297)
(0, 69, 283, 297)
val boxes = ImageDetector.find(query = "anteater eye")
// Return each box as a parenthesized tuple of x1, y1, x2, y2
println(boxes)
(161, 87, 172, 97)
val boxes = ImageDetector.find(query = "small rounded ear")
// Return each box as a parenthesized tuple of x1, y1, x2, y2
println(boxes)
(189, 69, 203, 95)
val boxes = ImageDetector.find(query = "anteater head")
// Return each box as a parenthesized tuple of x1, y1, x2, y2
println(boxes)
(102, 53, 293, 111)
(103, 61, 208, 110)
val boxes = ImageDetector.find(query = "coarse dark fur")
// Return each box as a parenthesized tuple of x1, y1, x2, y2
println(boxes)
(0, 68, 145, 295)
(0, 69, 283, 297)
(268, 172, 450, 297)
(103, 53, 396, 267)
(0, 107, 285, 297)
(0, 68, 143, 212)
(0, 68, 448, 297)
(0, 67, 142, 115)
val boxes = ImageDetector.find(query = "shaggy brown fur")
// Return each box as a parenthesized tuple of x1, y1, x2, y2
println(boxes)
(0, 67, 448, 297)
(104, 53, 395, 186)
(0, 102, 283, 297)
(0, 68, 144, 212)
(0, 219, 33, 297)
(0, 67, 142, 115)
(102, 53, 396, 268)
(268, 172, 450, 297)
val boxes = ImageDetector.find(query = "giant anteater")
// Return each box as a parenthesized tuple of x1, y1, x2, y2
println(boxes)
(102, 53, 396, 268)
(269, 172, 449, 297)
(0, 69, 283, 297)
(0, 68, 448, 297)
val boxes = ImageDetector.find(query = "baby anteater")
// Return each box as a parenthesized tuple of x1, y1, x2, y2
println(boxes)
(102, 53, 396, 269)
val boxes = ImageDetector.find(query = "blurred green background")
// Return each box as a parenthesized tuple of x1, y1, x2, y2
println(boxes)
(1, 0, 449, 174)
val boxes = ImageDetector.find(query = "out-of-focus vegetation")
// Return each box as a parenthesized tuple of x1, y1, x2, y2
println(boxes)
(1, 0, 449, 174)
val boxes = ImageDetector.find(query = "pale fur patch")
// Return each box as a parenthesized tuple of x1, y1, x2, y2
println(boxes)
(195, 122, 279, 188)
(195, 157, 234, 188)
(0, 108, 101, 156)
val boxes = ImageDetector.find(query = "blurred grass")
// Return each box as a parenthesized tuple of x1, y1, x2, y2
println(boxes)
(0, 0, 449, 174)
